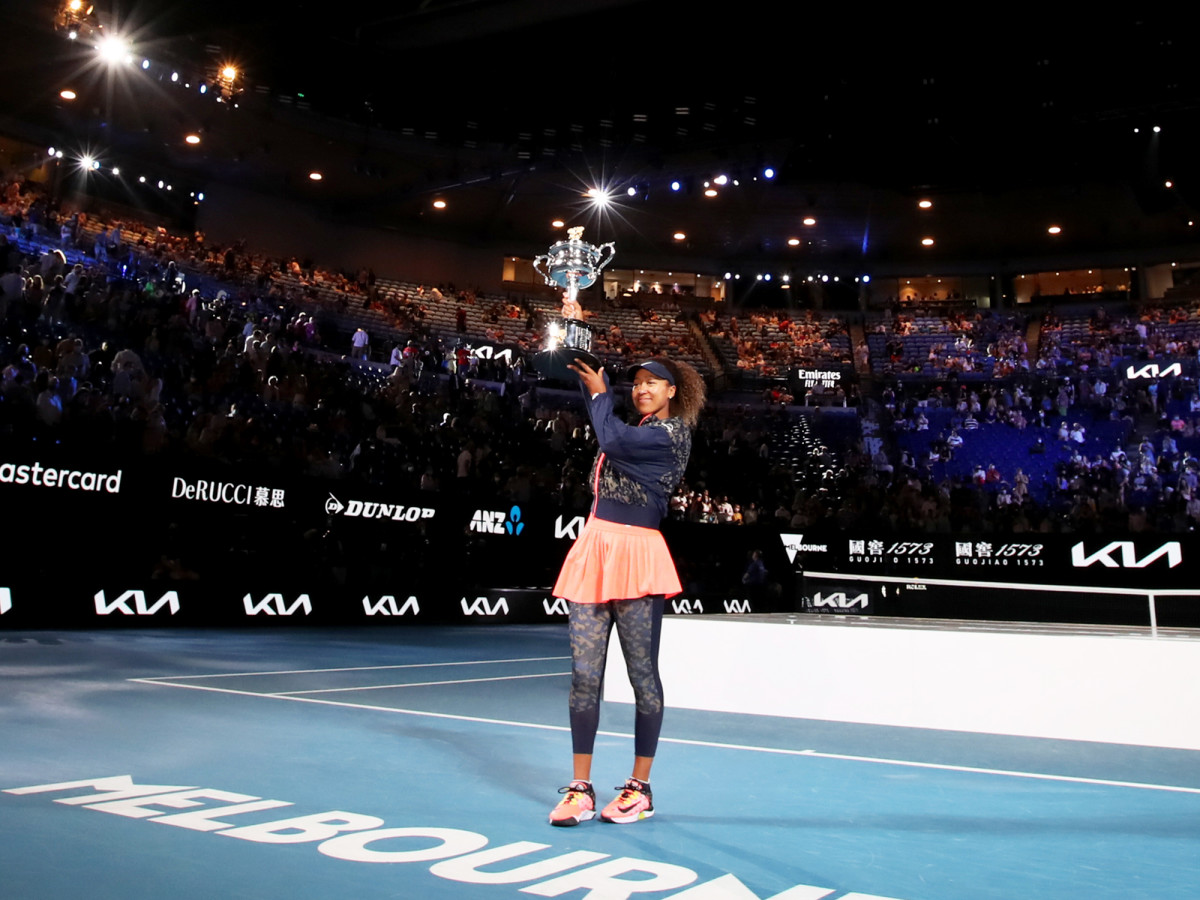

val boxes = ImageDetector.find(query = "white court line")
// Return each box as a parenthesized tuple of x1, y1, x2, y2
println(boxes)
(128, 677, 1200, 796)
(272, 671, 568, 696)
(135, 656, 570, 681)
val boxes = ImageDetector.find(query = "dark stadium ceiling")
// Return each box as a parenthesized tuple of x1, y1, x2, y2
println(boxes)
(4, 1, 1200, 275)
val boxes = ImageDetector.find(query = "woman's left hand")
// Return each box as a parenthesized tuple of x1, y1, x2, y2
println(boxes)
(568, 358, 606, 395)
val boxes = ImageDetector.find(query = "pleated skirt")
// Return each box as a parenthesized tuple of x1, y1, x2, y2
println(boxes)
(553, 516, 682, 604)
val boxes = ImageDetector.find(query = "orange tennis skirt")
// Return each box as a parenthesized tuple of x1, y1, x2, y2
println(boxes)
(553, 516, 682, 604)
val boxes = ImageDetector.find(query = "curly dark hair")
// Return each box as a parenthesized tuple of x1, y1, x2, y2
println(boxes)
(656, 357, 706, 428)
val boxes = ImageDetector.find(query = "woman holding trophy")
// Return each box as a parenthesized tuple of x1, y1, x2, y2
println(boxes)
(547, 354, 705, 826)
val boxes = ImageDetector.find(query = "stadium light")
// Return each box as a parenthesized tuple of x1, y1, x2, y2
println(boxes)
(96, 35, 133, 67)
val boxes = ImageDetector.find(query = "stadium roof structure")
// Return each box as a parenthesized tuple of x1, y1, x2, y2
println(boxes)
(4, 1, 1199, 277)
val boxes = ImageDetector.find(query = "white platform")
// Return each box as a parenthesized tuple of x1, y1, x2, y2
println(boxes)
(603, 615, 1200, 751)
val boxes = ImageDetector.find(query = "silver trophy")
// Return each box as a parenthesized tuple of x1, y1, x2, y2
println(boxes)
(531, 226, 615, 379)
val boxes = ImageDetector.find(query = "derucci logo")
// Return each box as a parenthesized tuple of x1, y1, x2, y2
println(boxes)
(0, 461, 121, 493)
(325, 494, 434, 522)
(3, 775, 912, 900)
(172, 477, 284, 508)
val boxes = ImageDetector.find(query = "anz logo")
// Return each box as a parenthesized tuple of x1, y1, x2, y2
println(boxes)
(542, 598, 570, 616)
(93, 590, 180, 616)
(470, 506, 525, 535)
(460, 596, 510, 616)
(1070, 541, 1181, 569)
(242, 594, 312, 616)
(670, 598, 704, 615)
(361, 596, 420, 616)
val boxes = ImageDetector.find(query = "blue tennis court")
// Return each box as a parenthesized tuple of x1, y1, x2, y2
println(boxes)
(3, 625, 1198, 900)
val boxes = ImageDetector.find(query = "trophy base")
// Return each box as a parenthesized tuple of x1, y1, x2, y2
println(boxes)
(531, 347, 602, 382)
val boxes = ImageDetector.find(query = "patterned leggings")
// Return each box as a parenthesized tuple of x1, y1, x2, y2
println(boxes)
(567, 596, 665, 758)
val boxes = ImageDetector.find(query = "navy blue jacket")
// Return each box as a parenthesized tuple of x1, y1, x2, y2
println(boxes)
(582, 375, 691, 528)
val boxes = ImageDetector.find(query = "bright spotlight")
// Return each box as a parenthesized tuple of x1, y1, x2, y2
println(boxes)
(47, 146, 55, 156)
(221, 66, 237, 81)
(921, 237, 935, 246)
(626, 186, 637, 197)
(803, 217, 816, 226)
(670, 181, 681, 191)
(432, 199, 447, 209)
(862, 274, 871, 283)
(673, 232, 686, 241)
(111, 167, 119, 175)
(59, 89, 77, 100)
(703, 188, 718, 198)
(199, 84, 207, 94)
(1153, 125, 1162, 133)
(79, 155, 95, 170)
(1047, 226, 1062, 235)
(142, 59, 150, 70)
(309, 171, 323, 181)
(138, 175, 146, 183)
(763, 168, 775, 179)
(97, 35, 132, 66)
(586, 187, 611, 207)
(185, 134, 201, 145)
(714, 174, 728, 185)
(787, 238, 800, 246)
(918, 199, 933, 209)
(171, 72, 179, 83)
(197, 192, 204, 201)
(551, 219, 565, 228)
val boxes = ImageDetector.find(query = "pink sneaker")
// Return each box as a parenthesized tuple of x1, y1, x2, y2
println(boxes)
(549, 781, 595, 826)
(600, 778, 654, 823)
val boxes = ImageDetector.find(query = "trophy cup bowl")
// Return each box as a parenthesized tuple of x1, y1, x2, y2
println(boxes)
(531, 229, 615, 381)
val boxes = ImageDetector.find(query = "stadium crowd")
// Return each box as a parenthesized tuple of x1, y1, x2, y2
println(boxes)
(3, 175, 1200, 539)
